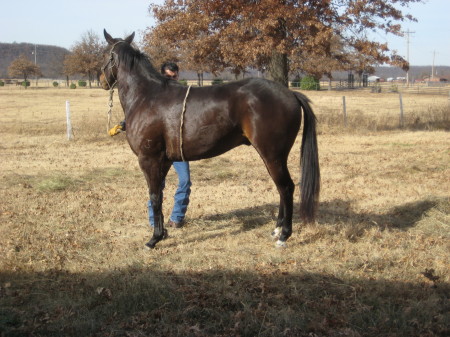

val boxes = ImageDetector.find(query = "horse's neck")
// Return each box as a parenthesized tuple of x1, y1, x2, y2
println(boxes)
(117, 64, 162, 115)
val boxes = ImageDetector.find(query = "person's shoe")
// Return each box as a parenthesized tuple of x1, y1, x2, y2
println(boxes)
(167, 220, 184, 228)
(108, 124, 123, 136)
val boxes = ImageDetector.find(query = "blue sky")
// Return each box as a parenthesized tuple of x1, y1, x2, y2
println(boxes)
(1, 0, 449, 66)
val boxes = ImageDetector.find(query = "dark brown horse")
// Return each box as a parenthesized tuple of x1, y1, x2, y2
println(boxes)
(100, 30, 320, 249)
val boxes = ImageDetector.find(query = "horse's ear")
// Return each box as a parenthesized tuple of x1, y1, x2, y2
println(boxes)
(125, 32, 135, 44)
(104, 29, 115, 45)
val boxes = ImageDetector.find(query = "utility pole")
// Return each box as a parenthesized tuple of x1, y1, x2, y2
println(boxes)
(431, 50, 436, 80)
(32, 45, 38, 86)
(404, 29, 415, 86)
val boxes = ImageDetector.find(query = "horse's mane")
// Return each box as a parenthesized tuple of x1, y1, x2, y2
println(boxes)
(116, 42, 170, 84)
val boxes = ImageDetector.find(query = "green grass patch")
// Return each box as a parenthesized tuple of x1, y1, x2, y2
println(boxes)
(81, 167, 130, 182)
(36, 175, 79, 192)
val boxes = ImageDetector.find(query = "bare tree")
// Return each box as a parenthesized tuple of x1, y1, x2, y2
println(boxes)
(8, 54, 42, 89)
(64, 30, 106, 88)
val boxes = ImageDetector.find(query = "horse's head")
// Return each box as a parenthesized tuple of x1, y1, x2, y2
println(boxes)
(100, 29, 135, 90)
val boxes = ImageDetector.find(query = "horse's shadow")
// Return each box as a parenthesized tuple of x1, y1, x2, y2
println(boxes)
(173, 197, 444, 246)
(201, 206, 278, 230)
(315, 198, 441, 230)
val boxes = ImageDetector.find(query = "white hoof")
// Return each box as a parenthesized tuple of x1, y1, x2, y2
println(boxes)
(271, 227, 281, 240)
(276, 240, 287, 248)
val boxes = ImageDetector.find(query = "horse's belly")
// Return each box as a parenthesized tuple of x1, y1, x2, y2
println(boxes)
(184, 125, 248, 160)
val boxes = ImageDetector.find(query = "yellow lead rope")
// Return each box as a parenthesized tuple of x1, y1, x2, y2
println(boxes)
(106, 88, 115, 133)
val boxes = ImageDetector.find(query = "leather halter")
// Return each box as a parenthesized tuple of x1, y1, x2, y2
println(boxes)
(101, 41, 124, 90)
(102, 41, 124, 132)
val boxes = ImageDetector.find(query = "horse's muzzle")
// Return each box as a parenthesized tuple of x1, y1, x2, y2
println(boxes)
(99, 74, 110, 90)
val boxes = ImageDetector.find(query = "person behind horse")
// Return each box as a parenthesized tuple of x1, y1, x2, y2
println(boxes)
(109, 62, 192, 229)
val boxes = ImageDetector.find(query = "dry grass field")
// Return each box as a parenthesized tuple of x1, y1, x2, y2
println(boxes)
(1, 86, 449, 336)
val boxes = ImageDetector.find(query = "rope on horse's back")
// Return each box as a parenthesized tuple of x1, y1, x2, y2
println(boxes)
(179, 85, 192, 161)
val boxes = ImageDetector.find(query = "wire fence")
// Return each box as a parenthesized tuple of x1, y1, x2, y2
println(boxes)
(291, 81, 450, 96)
(294, 89, 449, 131)
(2, 78, 449, 95)
(2, 78, 447, 132)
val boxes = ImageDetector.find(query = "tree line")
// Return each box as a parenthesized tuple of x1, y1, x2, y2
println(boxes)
(4, 31, 105, 89)
(4, 0, 421, 89)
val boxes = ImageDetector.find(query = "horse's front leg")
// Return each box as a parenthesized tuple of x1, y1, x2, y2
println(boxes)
(138, 154, 171, 249)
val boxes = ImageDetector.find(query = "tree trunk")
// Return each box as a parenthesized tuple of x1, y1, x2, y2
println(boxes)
(197, 72, 203, 87)
(88, 70, 92, 88)
(268, 51, 289, 87)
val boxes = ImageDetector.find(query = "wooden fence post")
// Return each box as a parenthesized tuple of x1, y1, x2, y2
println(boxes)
(342, 96, 347, 127)
(399, 93, 404, 128)
(66, 100, 73, 140)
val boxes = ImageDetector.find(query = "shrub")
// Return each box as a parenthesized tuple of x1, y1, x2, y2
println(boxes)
(300, 76, 320, 90)
(78, 80, 87, 87)
(22, 81, 30, 87)
(0, 80, 4, 87)
(70, 83, 76, 89)
(371, 85, 381, 93)
(52, 81, 59, 87)
(389, 84, 398, 93)
(211, 78, 224, 85)
(178, 79, 188, 86)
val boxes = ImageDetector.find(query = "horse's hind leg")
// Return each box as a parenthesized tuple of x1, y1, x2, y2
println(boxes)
(265, 160, 295, 247)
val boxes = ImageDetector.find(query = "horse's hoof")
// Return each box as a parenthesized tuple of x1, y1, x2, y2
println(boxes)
(275, 240, 287, 248)
(271, 227, 281, 240)
(145, 229, 168, 249)
(163, 229, 169, 240)
(144, 241, 156, 249)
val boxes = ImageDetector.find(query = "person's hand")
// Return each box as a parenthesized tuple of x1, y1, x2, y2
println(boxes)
(108, 124, 123, 136)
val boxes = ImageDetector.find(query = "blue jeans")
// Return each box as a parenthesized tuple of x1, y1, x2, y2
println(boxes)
(148, 161, 191, 227)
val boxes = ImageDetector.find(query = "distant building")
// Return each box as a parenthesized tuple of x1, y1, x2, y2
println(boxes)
(423, 76, 448, 82)
(367, 75, 380, 82)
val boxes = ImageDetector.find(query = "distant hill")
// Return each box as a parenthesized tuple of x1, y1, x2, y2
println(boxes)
(0, 42, 70, 79)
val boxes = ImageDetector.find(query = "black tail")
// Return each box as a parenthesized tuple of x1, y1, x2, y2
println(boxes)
(294, 91, 320, 223)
